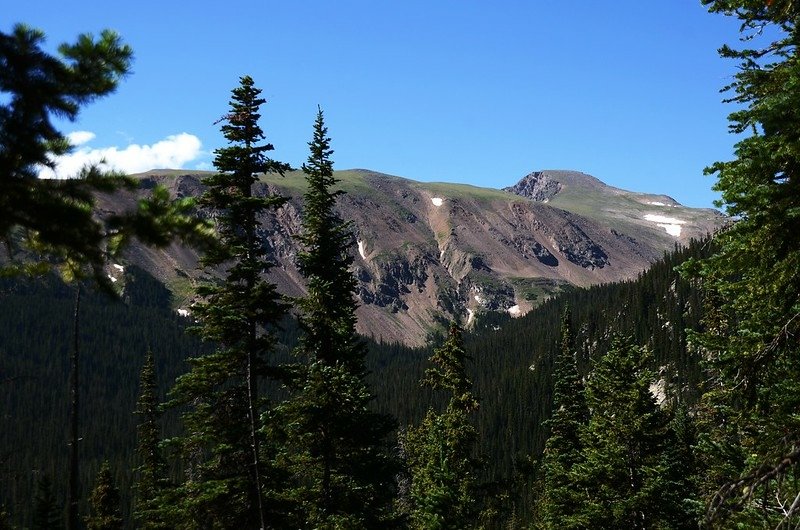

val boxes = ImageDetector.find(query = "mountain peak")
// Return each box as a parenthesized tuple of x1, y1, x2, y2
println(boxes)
(504, 170, 619, 202)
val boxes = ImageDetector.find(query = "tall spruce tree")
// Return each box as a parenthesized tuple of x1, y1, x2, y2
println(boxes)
(85, 462, 123, 530)
(270, 108, 396, 528)
(166, 75, 289, 529)
(537, 308, 588, 529)
(402, 322, 480, 529)
(573, 334, 683, 529)
(684, 2, 800, 526)
(133, 350, 167, 529)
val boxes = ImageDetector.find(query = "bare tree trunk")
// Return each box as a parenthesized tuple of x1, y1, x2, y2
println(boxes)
(247, 344, 266, 530)
(244, 185, 266, 530)
(66, 284, 81, 530)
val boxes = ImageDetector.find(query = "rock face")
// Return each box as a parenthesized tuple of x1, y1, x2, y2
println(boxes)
(109, 168, 726, 346)
(504, 171, 563, 202)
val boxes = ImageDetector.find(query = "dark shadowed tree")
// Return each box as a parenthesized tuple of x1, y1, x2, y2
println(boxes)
(0, 506, 10, 530)
(1, 26, 130, 530)
(67, 283, 82, 530)
(269, 108, 397, 528)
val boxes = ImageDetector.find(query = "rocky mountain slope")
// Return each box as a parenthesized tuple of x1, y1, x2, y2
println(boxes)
(107, 168, 726, 346)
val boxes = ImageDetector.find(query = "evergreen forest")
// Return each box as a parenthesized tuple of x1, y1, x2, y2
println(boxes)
(2, 1, 800, 528)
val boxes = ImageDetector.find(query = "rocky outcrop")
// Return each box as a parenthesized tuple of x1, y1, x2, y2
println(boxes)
(504, 171, 562, 202)
(548, 220, 609, 269)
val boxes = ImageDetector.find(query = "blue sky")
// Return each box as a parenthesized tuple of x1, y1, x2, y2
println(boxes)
(7, 1, 748, 208)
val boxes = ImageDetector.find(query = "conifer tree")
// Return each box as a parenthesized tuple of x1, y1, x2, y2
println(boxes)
(32, 473, 61, 529)
(85, 462, 123, 530)
(684, 2, 800, 526)
(573, 334, 682, 529)
(0, 25, 208, 284)
(537, 308, 587, 529)
(133, 350, 168, 528)
(166, 75, 289, 528)
(0, 24, 131, 282)
(402, 322, 480, 529)
(270, 108, 396, 528)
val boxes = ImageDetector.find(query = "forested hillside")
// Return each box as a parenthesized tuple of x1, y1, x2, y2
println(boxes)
(371, 239, 714, 523)
(0, 239, 712, 527)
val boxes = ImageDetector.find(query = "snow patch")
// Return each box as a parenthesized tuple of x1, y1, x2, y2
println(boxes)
(644, 214, 686, 237)
(357, 240, 367, 260)
(474, 294, 484, 304)
(177, 308, 190, 317)
(661, 224, 682, 237)
(431, 197, 443, 207)
(112, 263, 124, 272)
(648, 201, 666, 206)
(644, 214, 684, 224)
(466, 308, 475, 326)
(507, 305, 522, 317)
(107, 274, 118, 283)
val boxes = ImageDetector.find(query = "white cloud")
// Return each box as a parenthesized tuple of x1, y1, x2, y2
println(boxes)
(67, 131, 96, 146)
(40, 132, 203, 178)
